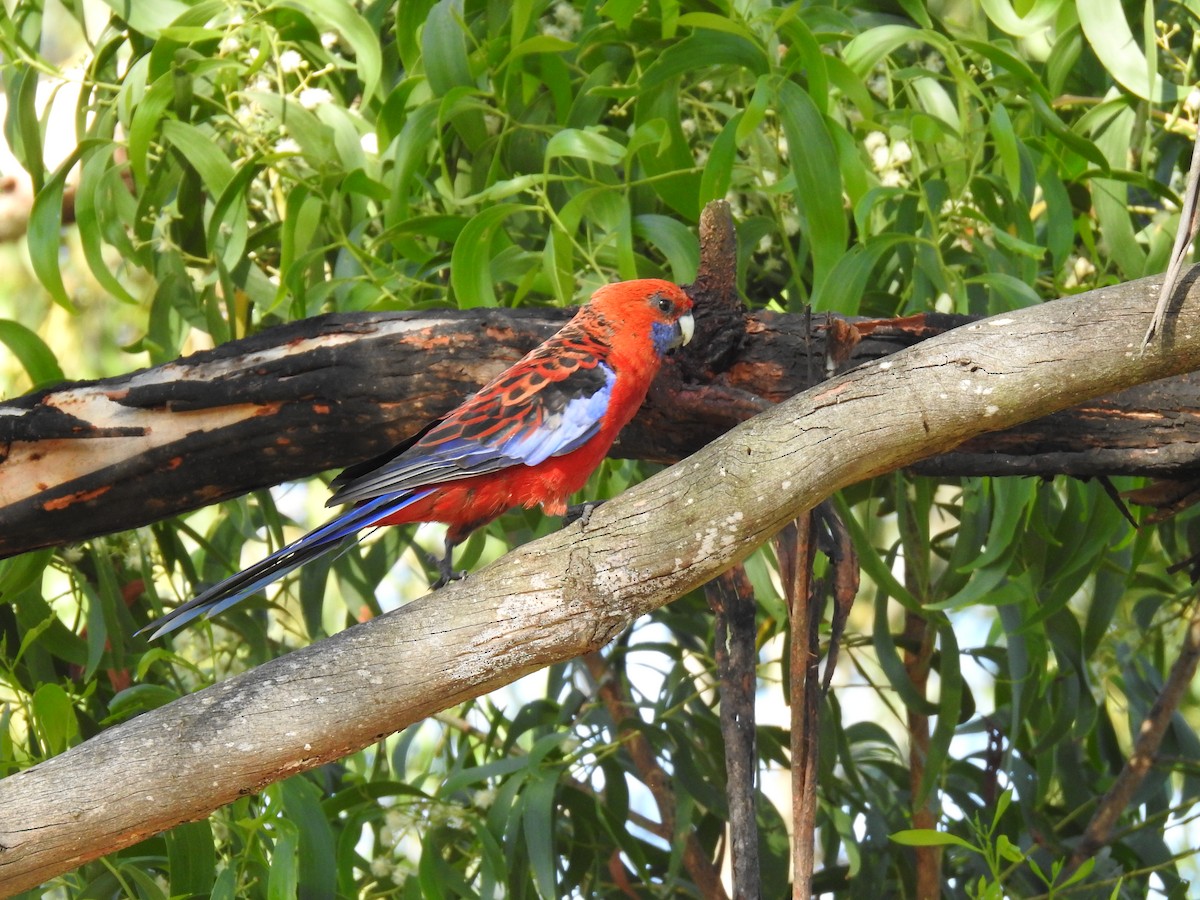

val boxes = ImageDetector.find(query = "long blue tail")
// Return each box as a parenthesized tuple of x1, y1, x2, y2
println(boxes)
(140, 490, 431, 638)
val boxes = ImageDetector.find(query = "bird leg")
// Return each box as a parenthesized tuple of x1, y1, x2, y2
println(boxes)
(432, 532, 468, 589)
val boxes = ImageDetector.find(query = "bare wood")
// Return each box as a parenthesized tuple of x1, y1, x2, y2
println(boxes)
(777, 516, 819, 899)
(704, 566, 760, 899)
(5, 275, 1200, 893)
(1143, 141, 1200, 349)
(11, 281, 1200, 558)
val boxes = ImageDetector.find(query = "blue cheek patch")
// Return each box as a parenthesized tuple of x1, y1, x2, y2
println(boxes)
(651, 320, 679, 355)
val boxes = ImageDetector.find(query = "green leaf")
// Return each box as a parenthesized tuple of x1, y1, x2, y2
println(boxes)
(32, 683, 77, 755)
(1089, 104, 1147, 277)
(777, 81, 847, 302)
(505, 34, 575, 63)
(74, 147, 141, 305)
(873, 590, 938, 715)
(890, 828, 978, 850)
(0, 548, 53, 600)
(676, 11, 758, 42)
(989, 103, 1021, 197)
(6, 58, 45, 193)
(960, 478, 1035, 573)
(95, 0, 194, 37)
(161, 119, 233, 197)
(639, 31, 769, 92)
(700, 113, 740, 205)
(816, 234, 912, 315)
(633, 213, 698, 282)
(282, 777, 337, 898)
(423, 0, 473, 96)
(106, 684, 181, 722)
(600, 0, 638, 30)
(545, 127, 625, 166)
(523, 771, 559, 899)
(266, 818, 300, 900)
(166, 820, 217, 896)
(28, 144, 89, 312)
(980, 0, 1064, 38)
(1077, 0, 1179, 102)
(449, 204, 535, 307)
(843, 24, 920, 79)
(1057, 855, 1096, 889)
(127, 70, 176, 187)
(0, 319, 63, 385)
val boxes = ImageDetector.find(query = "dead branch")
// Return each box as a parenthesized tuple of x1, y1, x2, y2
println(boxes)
(7, 274, 1200, 558)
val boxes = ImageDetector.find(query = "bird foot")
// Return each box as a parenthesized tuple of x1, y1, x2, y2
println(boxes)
(432, 567, 467, 590)
(564, 500, 603, 527)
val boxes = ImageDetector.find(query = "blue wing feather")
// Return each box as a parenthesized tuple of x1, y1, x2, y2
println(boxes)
(139, 489, 434, 638)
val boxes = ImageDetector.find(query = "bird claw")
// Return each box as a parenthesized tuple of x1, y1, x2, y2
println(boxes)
(433, 549, 467, 589)
(564, 500, 603, 527)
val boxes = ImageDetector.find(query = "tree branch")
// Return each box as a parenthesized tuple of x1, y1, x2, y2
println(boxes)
(8, 275, 1200, 557)
(4, 274, 1200, 893)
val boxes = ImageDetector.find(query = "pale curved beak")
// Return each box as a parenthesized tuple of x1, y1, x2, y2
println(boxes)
(678, 311, 695, 346)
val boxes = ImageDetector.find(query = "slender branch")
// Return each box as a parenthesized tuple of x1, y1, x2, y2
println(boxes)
(4, 274, 1200, 892)
(704, 565, 760, 899)
(1144, 138, 1200, 348)
(777, 515, 820, 899)
(583, 651, 729, 899)
(1071, 603, 1200, 865)
(904, 611, 941, 898)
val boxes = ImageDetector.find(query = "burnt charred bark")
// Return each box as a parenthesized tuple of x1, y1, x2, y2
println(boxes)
(5, 287, 1200, 558)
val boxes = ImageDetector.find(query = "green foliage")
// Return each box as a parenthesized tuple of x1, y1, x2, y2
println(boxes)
(4, 0, 1200, 896)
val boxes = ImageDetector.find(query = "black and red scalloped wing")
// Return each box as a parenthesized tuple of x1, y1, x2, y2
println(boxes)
(328, 329, 614, 506)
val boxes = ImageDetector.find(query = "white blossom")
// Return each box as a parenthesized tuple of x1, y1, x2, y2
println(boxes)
(369, 857, 394, 878)
(1186, 86, 1200, 115)
(279, 49, 305, 73)
(298, 87, 332, 109)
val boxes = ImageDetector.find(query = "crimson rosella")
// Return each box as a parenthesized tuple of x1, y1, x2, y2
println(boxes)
(142, 279, 695, 637)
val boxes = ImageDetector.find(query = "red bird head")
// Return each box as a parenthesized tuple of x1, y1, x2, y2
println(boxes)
(584, 279, 695, 358)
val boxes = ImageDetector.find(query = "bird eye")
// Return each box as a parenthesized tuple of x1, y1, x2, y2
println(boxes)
(655, 295, 672, 313)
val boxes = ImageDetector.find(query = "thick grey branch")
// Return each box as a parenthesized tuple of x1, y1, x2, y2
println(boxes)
(2, 274, 1200, 893)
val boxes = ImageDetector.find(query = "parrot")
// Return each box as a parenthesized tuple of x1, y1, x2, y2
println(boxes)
(141, 278, 695, 638)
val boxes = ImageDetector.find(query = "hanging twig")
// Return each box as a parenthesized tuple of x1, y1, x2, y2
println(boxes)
(776, 516, 821, 898)
(705, 565, 760, 899)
